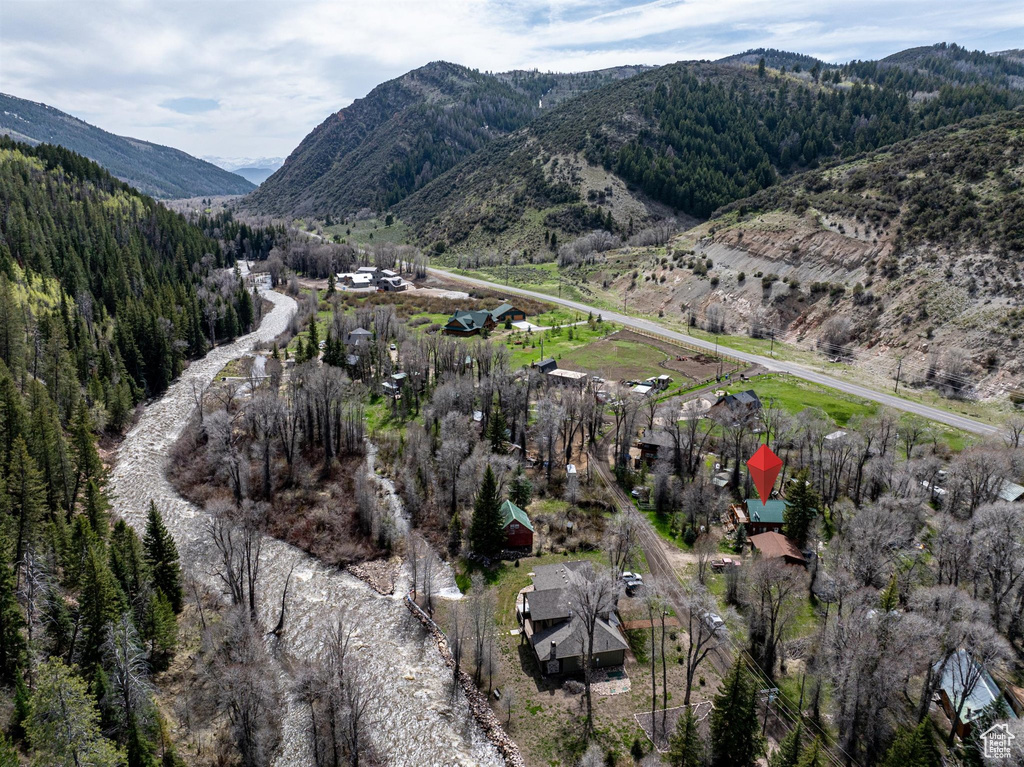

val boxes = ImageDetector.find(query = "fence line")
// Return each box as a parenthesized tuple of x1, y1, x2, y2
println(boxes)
(627, 325, 746, 367)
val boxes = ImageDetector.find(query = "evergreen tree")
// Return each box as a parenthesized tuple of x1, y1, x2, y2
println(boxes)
(0, 552, 26, 684)
(879, 723, 940, 767)
(0, 731, 16, 766)
(8, 436, 46, 567)
(307, 319, 319, 360)
(85, 480, 111, 539)
(769, 722, 804, 767)
(711, 659, 765, 767)
(469, 465, 504, 559)
(487, 405, 508, 453)
(783, 469, 820, 548)
(327, 273, 336, 295)
(144, 590, 177, 671)
(797, 738, 823, 767)
(72, 400, 102, 507)
(109, 520, 150, 618)
(508, 466, 533, 509)
(79, 545, 126, 672)
(447, 512, 463, 559)
(11, 669, 30, 740)
(126, 716, 158, 767)
(879, 573, 900, 612)
(758, 57, 767, 78)
(27, 658, 126, 767)
(667, 706, 706, 767)
(143, 503, 182, 613)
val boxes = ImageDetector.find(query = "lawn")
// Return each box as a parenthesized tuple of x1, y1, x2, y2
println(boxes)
(728, 374, 878, 426)
(560, 337, 669, 382)
(504, 319, 620, 370)
(323, 216, 412, 246)
(727, 374, 971, 450)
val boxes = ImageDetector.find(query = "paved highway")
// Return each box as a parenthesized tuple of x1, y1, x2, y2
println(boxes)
(429, 268, 999, 437)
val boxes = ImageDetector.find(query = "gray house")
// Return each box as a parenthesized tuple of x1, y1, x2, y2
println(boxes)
(519, 562, 627, 675)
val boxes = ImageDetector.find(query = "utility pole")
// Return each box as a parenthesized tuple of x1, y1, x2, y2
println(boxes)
(769, 329, 775, 359)
(894, 357, 903, 393)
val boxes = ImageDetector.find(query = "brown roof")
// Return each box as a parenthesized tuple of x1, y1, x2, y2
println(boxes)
(749, 532, 806, 564)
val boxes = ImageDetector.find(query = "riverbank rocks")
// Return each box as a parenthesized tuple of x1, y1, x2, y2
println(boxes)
(346, 558, 400, 595)
(405, 594, 526, 767)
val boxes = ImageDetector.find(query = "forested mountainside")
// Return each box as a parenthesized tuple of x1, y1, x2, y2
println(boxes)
(0, 93, 255, 199)
(246, 61, 542, 217)
(396, 52, 1021, 253)
(0, 138, 260, 402)
(0, 139, 264, 763)
(492, 64, 653, 108)
(558, 109, 1024, 393)
(246, 60, 651, 218)
(714, 108, 1024, 257)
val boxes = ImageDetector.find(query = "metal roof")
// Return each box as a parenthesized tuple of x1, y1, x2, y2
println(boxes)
(937, 650, 1017, 724)
(745, 499, 787, 524)
(500, 499, 533, 532)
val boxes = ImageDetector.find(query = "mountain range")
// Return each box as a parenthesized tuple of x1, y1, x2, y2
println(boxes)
(0, 92, 255, 198)
(247, 43, 1024, 258)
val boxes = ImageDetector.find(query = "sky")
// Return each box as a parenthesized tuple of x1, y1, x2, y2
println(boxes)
(2, 0, 1023, 163)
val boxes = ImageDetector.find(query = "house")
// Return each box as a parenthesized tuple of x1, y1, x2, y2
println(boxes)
(547, 369, 588, 386)
(345, 327, 372, 347)
(490, 303, 527, 323)
(378, 275, 409, 292)
(500, 499, 534, 549)
(340, 272, 375, 289)
(708, 389, 762, 423)
(936, 650, 1017, 738)
(749, 532, 806, 566)
(631, 383, 654, 396)
(533, 358, 558, 374)
(998, 480, 1024, 503)
(635, 430, 674, 467)
(356, 265, 379, 280)
(744, 499, 787, 535)
(518, 562, 628, 675)
(443, 309, 496, 336)
(382, 371, 407, 398)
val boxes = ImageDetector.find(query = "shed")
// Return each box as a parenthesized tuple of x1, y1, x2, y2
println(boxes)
(533, 358, 558, 374)
(500, 500, 534, 549)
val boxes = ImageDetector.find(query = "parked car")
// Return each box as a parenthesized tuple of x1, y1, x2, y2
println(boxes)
(621, 572, 645, 596)
(711, 557, 741, 571)
(702, 612, 726, 634)
(390, 343, 397, 351)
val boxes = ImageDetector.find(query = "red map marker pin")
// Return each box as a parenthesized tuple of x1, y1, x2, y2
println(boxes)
(747, 444, 782, 505)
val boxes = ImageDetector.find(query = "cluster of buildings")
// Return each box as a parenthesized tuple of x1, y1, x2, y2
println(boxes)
(338, 265, 409, 292)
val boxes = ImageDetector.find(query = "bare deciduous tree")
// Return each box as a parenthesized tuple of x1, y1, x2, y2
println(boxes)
(567, 563, 620, 737)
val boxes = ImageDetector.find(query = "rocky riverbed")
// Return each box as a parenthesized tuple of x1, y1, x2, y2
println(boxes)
(108, 273, 502, 767)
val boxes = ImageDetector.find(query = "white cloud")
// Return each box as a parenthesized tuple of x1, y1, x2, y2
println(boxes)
(1, 0, 1021, 158)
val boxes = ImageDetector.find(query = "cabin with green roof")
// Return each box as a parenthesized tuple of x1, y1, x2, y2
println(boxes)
(744, 498, 787, 535)
(500, 499, 534, 549)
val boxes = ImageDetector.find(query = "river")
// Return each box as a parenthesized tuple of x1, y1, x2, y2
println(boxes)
(107, 272, 501, 767)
